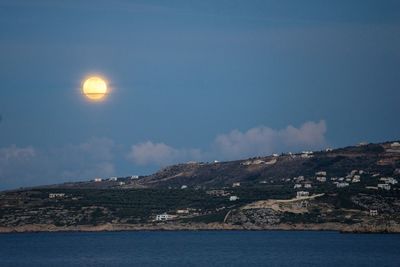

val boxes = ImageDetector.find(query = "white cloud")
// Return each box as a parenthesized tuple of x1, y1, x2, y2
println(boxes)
(128, 120, 328, 165)
(214, 120, 327, 159)
(0, 121, 328, 189)
(128, 141, 202, 166)
(0, 145, 36, 162)
(0, 138, 116, 189)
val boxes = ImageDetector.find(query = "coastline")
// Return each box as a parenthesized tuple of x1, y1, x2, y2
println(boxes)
(1, 222, 399, 234)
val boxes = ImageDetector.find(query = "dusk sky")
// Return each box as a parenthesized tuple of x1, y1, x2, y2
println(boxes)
(0, 0, 399, 189)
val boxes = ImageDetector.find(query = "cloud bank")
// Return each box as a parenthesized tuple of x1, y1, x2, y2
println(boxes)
(128, 120, 327, 165)
(0, 121, 327, 189)
(128, 141, 202, 166)
(0, 138, 116, 189)
(215, 120, 327, 160)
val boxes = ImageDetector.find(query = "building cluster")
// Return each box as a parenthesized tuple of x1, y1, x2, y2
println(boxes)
(48, 193, 65, 199)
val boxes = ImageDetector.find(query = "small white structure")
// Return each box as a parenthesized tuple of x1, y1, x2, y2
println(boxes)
(94, 178, 102, 182)
(131, 175, 139, 179)
(294, 184, 302, 189)
(232, 182, 241, 188)
(109, 177, 117, 181)
(294, 176, 305, 182)
(181, 185, 188, 189)
(350, 170, 358, 176)
(336, 182, 349, 188)
(316, 176, 327, 182)
(316, 171, 327, 176)
(378, 183, 391, 190)
(176, 209, 189, 214)
(380, 177, 398, 185)
(156, 213, 173, 221)
(229, 196, 239, 201)
(304, 183, 312, 189)
(213, 160, 219, 163)
(352, 175, 361, 183)
(49, 193, 65, 199)
(296, 191, 309, 199)
(119, 181, 125, 186)
(272, 153, 279, 157)
(391, 142, 400, 148)
(369, 210, 378, 216)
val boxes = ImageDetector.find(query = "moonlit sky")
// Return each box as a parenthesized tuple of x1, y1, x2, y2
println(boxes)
(0, 0, 399, 189)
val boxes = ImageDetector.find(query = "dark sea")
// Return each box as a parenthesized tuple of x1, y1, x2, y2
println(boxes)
(0, 231, 399, 267)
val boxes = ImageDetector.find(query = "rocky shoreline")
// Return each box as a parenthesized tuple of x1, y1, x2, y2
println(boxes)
(1, 222, 399, 234)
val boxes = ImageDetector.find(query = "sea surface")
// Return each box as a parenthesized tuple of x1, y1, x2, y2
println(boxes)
(0, 231, 399, 267)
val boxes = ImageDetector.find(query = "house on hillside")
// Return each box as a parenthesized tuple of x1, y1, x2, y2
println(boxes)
(156, 213, 173, 221)
(336, 182, 349, 188)
(49, 193, 65, 199)
(176, 209, 189, 214)
(232, 182, 241, 188)
(378, 183, 391, 190)
(229, 196, 239, 201)
(94, 178, 102, 182)
(369, 210, 378, 216)
(304, 183, 312, 189)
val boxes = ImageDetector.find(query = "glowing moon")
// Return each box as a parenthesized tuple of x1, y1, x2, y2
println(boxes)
(82, 76, 108, 101)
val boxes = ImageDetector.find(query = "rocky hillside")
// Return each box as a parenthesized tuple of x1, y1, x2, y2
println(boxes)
(1, 141, 400, 233)
(134, 141, 400, 189)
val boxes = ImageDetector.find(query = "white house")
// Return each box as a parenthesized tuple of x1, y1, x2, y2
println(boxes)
(391, 142, 400, 148)
(294, 184, 302, 189)
(181, 185, 188, 189)
(156, 214, 173, 221)
(380, 177, 398, 185)
(131, 175, 139, 179)
(109, 177, 117, 181)
(336, 182, 349, 188)
(304, 183, 312, 189)
(316, 171, 327, 176)
(94, 178, 102, 182)
(176, 209, 189, 214)
(229, 196, 239, 201)
(378, 183, 391, 190)
(369, 210, 378, 216)
(49, 193, 65, 199)
(119, 181, 125, 186)
(232, 182, 241, 188)
(316, 176, 327, 182)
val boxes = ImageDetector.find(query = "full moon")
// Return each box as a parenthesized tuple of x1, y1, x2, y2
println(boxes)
(82, 76, 108, 101)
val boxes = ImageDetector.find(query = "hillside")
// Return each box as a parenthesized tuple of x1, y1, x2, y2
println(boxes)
(1, 141, 400, 233)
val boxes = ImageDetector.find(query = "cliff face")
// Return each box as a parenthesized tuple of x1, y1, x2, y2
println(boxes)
(1, 141, 400, 233)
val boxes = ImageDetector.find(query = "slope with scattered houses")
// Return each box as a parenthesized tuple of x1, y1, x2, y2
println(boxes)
(0, 141, 400, 233)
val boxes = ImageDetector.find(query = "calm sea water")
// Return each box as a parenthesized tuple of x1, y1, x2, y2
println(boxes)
(0, 231, 399, 267)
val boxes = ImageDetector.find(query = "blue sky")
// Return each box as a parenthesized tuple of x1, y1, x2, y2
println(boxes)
(0, 0, 399, 189)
